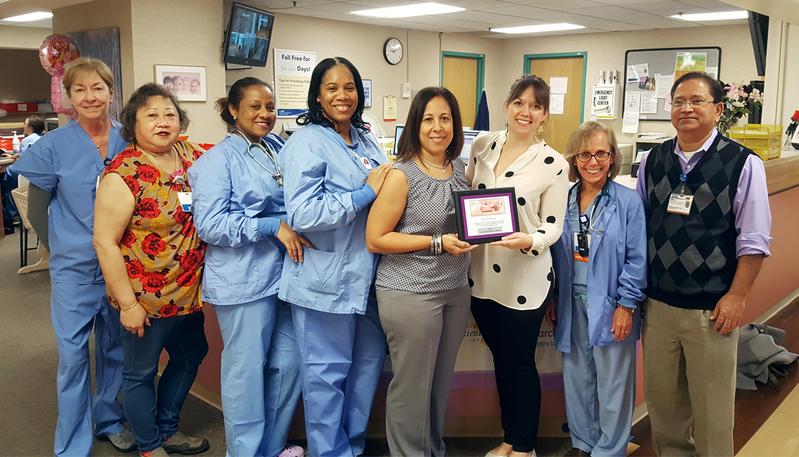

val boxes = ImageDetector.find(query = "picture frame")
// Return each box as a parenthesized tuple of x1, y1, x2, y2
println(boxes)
(363, 79, 372, 108)
(154, 65, 207, 102)
(453, 187, 520, 244)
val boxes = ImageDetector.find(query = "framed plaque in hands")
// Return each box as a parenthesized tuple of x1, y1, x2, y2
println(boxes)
(453, 187, 520, 244)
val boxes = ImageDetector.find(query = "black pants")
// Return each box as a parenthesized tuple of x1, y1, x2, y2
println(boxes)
(471, 297, 546, 453)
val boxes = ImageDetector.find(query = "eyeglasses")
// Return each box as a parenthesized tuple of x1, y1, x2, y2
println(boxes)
(576, 151, 612, 162)
(671, 98, 716, 109)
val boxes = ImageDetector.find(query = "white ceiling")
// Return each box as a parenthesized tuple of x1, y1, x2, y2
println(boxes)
(0, 0, 750, 35)
(245, 0, 749, 36)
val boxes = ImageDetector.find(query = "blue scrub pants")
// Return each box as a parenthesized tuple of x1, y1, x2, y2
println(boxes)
(121, 311, 208, 452)
(562, 286, 636, 457)
(215, 296, 301, 457)
(291, 299, 386, 457)
(50, 280, 125, 457)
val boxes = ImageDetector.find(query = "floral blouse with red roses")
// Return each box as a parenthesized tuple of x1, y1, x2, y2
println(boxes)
(102, 141, 206, 318)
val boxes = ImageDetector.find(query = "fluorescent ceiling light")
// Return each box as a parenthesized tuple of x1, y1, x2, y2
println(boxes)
(351, 2, 464, 18)
(671, 10, 748, 21)
(491, 23, 585, 34)
(2, 11, 53, 22)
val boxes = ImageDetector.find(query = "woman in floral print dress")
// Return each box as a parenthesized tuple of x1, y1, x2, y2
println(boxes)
(94, 83, 210, 457)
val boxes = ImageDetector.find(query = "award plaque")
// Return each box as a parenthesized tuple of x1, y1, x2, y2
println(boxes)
(453, 187, 520, 244)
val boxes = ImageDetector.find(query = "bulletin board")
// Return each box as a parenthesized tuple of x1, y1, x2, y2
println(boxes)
(623, 47, 721, 121)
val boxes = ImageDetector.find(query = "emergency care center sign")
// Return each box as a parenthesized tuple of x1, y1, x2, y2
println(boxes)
(274, 49, 317, 117)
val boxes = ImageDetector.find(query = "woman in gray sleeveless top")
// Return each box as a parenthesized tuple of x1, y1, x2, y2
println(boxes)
(366, 87, 474, 456)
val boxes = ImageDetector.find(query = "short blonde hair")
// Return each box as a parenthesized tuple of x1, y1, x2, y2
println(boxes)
(63, 57, 114, 96)
(563, 121, 621, 181)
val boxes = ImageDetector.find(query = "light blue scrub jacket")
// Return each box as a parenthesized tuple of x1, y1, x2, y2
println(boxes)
(552, 181, 647, 352)
(11, 121, 127, 282)
(187, 133, 287, 305)
(278, 124, 387, 314)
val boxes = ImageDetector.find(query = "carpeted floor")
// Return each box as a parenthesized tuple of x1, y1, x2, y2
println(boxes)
(0, 231, 574, 457)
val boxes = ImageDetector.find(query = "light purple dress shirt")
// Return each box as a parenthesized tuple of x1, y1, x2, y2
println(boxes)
(636, 129, 772, 257)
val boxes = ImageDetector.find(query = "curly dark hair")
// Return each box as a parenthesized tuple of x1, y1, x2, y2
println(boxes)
(297, 56, 369, 132)
(119, 83, 189, 143)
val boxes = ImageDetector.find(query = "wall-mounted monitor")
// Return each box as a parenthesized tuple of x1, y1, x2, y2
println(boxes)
(223, 2, 275, 67)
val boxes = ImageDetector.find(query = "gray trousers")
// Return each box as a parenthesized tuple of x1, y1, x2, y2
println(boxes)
(643, 297, 738, 457)
(377, 286, 471, 457)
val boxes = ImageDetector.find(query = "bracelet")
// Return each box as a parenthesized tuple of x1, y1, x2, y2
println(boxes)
(121, 302, 139, 312)
(431, 234, 443, 255)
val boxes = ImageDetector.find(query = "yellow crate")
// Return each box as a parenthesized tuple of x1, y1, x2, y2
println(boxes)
(729, 124, 782, 160)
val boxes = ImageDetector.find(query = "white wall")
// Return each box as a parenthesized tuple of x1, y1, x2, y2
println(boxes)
(0, 24, 50, 50)
(130, 0, 227, 143)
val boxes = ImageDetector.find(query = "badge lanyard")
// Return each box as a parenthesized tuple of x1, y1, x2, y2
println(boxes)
(667, 172, 694, 216)
(235, 131, 283, 186)
(573, 185, 607, 258)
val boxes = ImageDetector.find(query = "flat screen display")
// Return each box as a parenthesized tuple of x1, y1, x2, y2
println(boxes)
(224, 2, 275, 67)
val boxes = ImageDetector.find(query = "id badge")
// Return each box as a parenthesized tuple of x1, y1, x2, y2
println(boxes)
(667, 192, 693, 215)
(573, 232, 590, 263)
(177, 192, 193, 213)
(359, 156, 374, 170)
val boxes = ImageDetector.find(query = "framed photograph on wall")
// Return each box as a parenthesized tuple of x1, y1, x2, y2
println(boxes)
(154, 65, 207, 102)
(363, 79, 372, 108)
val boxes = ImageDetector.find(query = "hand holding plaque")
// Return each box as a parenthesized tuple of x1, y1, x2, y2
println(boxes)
(452, 187, 520, 244)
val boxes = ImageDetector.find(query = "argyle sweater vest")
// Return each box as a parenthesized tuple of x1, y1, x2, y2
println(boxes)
(644, 134, 752, 309)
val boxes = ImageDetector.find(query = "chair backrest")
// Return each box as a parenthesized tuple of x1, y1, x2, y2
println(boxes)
(11, 176, 33, 231)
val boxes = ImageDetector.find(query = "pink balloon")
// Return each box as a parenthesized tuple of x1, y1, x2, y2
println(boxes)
(39, 34, 80, 76)
(50, 74, 76, 118)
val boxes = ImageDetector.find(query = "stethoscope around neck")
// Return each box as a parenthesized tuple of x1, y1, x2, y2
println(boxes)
(234, 130, 283, 186)
(570, 181, 609, 233)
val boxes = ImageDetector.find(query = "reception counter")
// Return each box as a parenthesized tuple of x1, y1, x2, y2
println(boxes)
(185, 148, 799, 439)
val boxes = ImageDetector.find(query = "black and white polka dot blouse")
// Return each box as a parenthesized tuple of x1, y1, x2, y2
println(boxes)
(465, 130, 569, 310)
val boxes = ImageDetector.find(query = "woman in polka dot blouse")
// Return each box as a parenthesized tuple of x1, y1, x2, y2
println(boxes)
(465, 75, 569, 457)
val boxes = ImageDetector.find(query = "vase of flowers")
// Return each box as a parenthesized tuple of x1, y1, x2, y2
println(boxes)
(717, 81, 763, 135)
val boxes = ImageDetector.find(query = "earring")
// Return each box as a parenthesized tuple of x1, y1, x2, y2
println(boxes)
(537, 124, 545, 136)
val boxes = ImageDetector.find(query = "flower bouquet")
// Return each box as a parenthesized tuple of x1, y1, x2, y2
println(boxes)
(717, 81, 763, 135)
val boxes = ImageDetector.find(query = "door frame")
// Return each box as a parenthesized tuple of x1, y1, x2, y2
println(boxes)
(440, 51, 486, 107)
(523, 51, 588, 123)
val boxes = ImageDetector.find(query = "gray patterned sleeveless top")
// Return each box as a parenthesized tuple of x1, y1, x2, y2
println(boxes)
(375, 159, 471, 293)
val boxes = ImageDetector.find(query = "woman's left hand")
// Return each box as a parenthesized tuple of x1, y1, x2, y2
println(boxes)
(276, 221, 314, 263)
(611, 306, 634, 341)
(489, 232, 532, 250)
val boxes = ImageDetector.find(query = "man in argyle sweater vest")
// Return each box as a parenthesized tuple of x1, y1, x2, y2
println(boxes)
(636, 72, 771, 457)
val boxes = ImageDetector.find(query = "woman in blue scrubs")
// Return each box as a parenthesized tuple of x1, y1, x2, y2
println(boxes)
(11, 57, 133, 456)
(549, 121, 647, 457)
(188, 77, 308, 457)
(278, 57, 392, 457)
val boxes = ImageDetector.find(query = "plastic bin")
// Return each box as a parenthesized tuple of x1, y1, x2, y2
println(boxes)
(728, 124, 782, 160)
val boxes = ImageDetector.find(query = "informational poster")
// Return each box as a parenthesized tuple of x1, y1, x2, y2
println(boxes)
(622, 91, 641, 134)
(549, 76, 568, 94)
(626, 63, 649, 83)
(273, 49, 317, 117)
(655, 74, 674, 98)
(641, 92, 659, 114)
(550, 93, 565, 115)
(591, 84, 617, 119)
(383, 95, 397, 121)
(362, 79, 372, 108)
(674, 51, 707, 79)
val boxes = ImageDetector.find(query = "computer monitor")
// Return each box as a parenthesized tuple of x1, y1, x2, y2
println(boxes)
(460, 129, 481, 163)
(392, 124, 404, 157)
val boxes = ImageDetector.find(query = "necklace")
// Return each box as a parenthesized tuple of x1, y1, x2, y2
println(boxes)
(137, 145, 183, 183)
(419, 156, 449, 175)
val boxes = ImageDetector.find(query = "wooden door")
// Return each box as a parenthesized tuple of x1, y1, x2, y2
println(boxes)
(443, 55, 478, 128)
(528, 55, 585, 154)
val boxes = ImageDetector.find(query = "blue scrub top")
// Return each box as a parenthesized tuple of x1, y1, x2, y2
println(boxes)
(568, 187, 608, 287)
(11, 121, 127, 283)
(278, 124, 387, 314)
(188, 132, 287, 306)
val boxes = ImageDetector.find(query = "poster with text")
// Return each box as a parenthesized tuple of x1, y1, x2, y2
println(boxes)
(274, 49, 317, 117)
